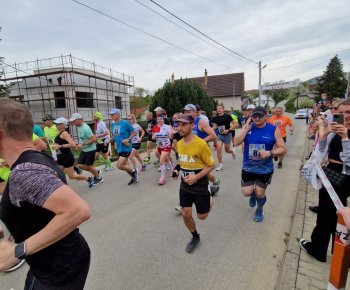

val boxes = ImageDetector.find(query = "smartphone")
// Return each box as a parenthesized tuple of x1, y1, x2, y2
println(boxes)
(333, 113, 344, 125)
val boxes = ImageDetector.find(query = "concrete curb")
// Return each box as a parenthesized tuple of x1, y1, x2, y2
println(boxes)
(276, 132, 310, 289)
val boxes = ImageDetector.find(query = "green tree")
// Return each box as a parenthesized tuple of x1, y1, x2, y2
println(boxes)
(314, 55, 347, 101)
(150, 78, 217, 117)
(300, 98, 314, 108)
(130, 96, 148, 109)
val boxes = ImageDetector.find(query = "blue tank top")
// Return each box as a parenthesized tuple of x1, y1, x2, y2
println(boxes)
(243, 123, 276, 174)
(193, 117, 208, 140)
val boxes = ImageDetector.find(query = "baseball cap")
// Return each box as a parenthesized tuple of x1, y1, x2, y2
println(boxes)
(94, 112, 103, 121)
(177, 114, 194, 123)
(69, 113, 83, 122)
(154, 107, 162, 111)
(247, 104, 256, 110)
(242, 106, 248, 110)
(252, 106, 267, 115)
(53, 117, 68, 126)
(42, 114, 53, 121)
(195, 104, 201, 111)
(108, 108, 121, 115)
(183, 104, 196, 111)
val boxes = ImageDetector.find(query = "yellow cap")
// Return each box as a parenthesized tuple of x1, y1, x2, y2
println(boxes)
(94, 112, 103, 121)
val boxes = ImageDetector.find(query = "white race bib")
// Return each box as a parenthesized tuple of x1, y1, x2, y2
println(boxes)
(248, 144, 265, 160)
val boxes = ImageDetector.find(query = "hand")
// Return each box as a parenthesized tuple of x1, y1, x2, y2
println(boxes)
(0, 225, 4, 239)
(104, 140, 109, 147)
(243, 118, 253, 131)
(51, 145, 60, 150)
(316, 116, 328, 127)
(329, 122, 339, 133)
(183, 174, 198, 185)
(223, 130, 229, 135)
(171, 170, 179, 180)
(0, 241, 18, 273)
(258, 150, 271, 159)
(76, 144, 84, 150)
(146, 128, 151, 133)
(337, 207, 350, 229)
(289, 130, 294, 136)
(335, 124, 348, 139)
(122, 139, 129, 145)
(0, 161, 9, 168)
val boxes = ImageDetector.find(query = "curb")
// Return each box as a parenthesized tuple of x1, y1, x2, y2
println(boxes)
(276, 132, 310, 289)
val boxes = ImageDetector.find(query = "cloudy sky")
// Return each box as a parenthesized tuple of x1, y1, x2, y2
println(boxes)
(1, 0, 350, 93)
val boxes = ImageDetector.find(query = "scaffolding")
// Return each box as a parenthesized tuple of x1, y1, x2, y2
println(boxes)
(0, 54, 135, 123)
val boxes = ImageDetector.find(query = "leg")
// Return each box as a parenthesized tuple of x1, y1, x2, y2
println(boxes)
(216, 141, 224, 164)
(117, 156, 133, 175)
(129, 149, 137, 169)
(65, 166, 88, 181)
(224, 142, 233, 154)
(146, 140, 152, 159)
(85, 165, 99, 179)
(197, 196, 213, 220)
(134, 150, 144, 166)
(182, 207, 196, 232)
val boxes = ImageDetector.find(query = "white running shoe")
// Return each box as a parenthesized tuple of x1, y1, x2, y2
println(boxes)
(216, 165, 224, 171)
(232, 150, 236, 160)
(175, 205, 182, 212)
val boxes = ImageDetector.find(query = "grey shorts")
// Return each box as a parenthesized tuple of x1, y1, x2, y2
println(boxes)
(217, 132, 232, 144)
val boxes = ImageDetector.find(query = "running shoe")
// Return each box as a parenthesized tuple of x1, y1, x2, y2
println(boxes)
(216, 165, 224, 171)
(76, 168, 83, 175)
(213, 179, 220, 186)
(186, 237, 200, 253)
(93, 177, 104, 186)
(6, 259, 25, 272)
(154, 160, 160, 165)
(128, 175, 138, 185)
(232, 150, 236, 160)
(175, 205, 182, 212)
(158, 178, 165, 185)
(144, 157, 151, 163)
(278, 162, 282, 169)
(141, 164, 147, 172)
(158, 167, 161, 172)
(253, 208, 264, 222)
(249, 190, 256, 207)
(209, 185, 219, 197)
(104, 164, 108, 170)
(105, 166, 114, 171)
(87, 176, 94, 188)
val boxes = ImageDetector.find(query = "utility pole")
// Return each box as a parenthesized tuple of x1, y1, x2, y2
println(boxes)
(258, 61, 261, 106)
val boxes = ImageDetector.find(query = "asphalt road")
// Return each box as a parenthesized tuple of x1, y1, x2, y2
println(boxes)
(1, 114, 307, 290)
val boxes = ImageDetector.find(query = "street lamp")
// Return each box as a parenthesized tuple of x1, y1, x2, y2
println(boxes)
(258, 62, 267, 106)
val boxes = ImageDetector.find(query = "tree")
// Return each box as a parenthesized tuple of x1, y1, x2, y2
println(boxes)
(0, 27, 11, 98)
(150, 78, 217, 117)
(314, 55, 347, 101)
(300, 98, 314, 108)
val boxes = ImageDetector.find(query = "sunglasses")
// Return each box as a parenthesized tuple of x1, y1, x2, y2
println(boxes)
(252, 114, 265, 119)
(330, 107, 339, 110)
(127, 118, 132, 120)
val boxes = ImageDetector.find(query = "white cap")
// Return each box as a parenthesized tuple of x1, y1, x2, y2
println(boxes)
(247, 104, 256, 110)
(53, 117, 68, 126)
(69, 113, 83, 121)
(154, 107, 162, 111)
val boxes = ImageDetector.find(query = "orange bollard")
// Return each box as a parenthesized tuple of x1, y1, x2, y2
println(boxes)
(328, 214, 350, 290)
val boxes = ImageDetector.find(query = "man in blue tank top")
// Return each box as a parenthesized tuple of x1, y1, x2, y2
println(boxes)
(234, 106, 286, 222)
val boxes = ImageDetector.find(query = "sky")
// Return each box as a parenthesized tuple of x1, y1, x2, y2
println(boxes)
(1, 0, 350, 93)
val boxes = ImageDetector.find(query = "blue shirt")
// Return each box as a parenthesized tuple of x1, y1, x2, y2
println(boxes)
(193, 117, 208, 140)
(111, 120, 134, 153)
(243, 123, 276, 174)
(33, 124, 45, 138)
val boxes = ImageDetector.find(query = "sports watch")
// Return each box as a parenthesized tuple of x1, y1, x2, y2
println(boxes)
(270, 150, 274, 157)
(15, 242, 26, 260)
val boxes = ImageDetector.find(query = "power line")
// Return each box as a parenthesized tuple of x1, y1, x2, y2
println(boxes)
(148, 0, 258, 65)
(72, 0, 243, 71)
(134, 0, 254, 66)
(265, 48, 350, 70)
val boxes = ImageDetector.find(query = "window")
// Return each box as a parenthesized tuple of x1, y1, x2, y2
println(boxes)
(54, 91, 66, 108)
(9, 96, 24, 103)
(76, 92, 94, 108)
(115, 96, 123, 109)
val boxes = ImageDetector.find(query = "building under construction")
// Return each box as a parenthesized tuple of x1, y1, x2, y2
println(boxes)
(1, 54, 135, 139)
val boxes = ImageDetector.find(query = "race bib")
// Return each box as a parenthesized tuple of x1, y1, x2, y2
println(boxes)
(249, 144, 265, 160)
(218, 125, 225, 133)
(274, 120, 282, 127)
(148, 123, 152, 130)
(113, 125, 121, 136)
(47, 136, 55, 145)
(156, 138, 163, 147)
(181, 171, 195, 179)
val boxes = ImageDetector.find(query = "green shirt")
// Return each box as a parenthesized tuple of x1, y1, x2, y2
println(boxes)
(78, 123, 96, 152)
(44, 125, 59, 152)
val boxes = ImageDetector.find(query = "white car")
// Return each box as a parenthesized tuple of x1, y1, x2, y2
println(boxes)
(295, 109, 308, 119)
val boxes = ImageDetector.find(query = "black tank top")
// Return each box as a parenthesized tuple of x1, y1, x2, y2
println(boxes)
(328, 130, 350, 162)
(54, 130, 71, 154)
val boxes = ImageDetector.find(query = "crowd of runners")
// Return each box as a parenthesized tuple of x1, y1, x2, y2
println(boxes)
(0, 98, 303, 289)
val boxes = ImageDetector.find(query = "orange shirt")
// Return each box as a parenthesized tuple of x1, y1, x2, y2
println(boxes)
(267, 115, 293, 137)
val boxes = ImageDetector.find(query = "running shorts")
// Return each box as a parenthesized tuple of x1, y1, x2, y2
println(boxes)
(230, 130, 236, 137)
(283, 137, 287, 143)
(78, 150, 96, 166)
(57, 152, 75, 168)
(179, 187, 211, 214)
(217, 132, 232, 144)
(241, 170, 273, 189)
(119, 151, 131, 158)
(96, 142, 108, 154)
(132, 143, 141, 150)
(147, 134, 155, 142)
(157, 146, 172, 155)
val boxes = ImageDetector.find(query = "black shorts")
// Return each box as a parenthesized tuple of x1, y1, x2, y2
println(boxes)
(78, 150, 96, 166)
(57, 152, 75, 168)
(119, 151, 131, 158)
(147, 134, 155, 142)
(96, 142, 108, 154)
(241, 170, 273, 189)
(283, 137, 287, 143)
(179, 188, 210, 214)
(132, 143, 141, 150)
(230, 130, 236, 137)
(173, 133, 182, 141)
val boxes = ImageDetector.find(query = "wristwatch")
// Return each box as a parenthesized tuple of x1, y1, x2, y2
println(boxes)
(270, 150, 274, 157)
(129, 137, 132, 141)
(15, 242, 26, 260)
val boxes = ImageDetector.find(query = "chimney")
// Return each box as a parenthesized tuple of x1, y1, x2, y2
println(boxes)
(204, 69, 208, 89)
(171, 73, 175, 84)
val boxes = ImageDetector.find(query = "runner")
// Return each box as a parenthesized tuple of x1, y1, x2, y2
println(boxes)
(171, 114, 216, 253)
(42, 114, 59, 159)
(69, 113, 103, 185)
(105, 108, 138, 185)
(33, 124, 45, 138)
(267, 107, 294, 168)
(211, 105, 236, 171)
(153, 108, 172, 167)
(238, 106, 249, 153)
(226, 107, 240, 159)
(171, 113, 182, 161)
(93, 112, 114, 171)
(127, 114, 147, 172)
(152, 114, 174, 185)
(234, 106, 286, 222)
(210, 110, 219, 150)
(51, 117, 94, 188)
(144, 112, 157, 163)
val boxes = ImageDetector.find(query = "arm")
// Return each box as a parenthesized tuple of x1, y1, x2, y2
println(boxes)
(33, 137, 47, 151)
(199, 119, 216, 143)
(272, 128, 287, 156)
(76, 135, 97, 150)
(229, 121, 240, 131)
(52, 131, 76, 150)
(138, 127, 145, 143)
(234, 118, 252, 146)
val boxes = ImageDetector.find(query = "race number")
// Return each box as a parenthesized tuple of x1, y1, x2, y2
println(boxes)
(181, 171, 195, 179)
(218, 125, 225, 133)
(249, 144, 265, 160)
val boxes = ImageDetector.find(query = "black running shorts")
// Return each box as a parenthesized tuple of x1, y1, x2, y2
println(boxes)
(96, 143, 108, 154)
(78, 150, 96, 166)
(132, 143, 141, 150)
(179, 188, 210, 214)
(57, 152, 75, 168)
(241, 170, 273, 189)
(118, 151, 131, 158)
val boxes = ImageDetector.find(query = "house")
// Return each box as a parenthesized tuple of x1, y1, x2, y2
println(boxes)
(173, 70, 245, 111)
(294, 92, 315, 108)
(130, 106, 149, 121)
(252, 95, 275, 108)
(1, 55, 134, 140)
(306, 76, 322, 92)
(241, 97, 253, 109)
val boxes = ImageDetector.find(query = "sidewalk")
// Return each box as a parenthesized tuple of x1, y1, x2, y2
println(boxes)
(277, 134, 350, 289)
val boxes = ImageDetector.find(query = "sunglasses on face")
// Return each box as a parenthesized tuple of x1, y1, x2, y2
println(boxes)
(127, 118, 132, 120)
(252, 114, 265, 119)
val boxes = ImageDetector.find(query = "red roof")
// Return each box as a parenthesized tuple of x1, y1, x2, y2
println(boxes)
(180, 72, 245, 97)
(130, 106, 149, 117)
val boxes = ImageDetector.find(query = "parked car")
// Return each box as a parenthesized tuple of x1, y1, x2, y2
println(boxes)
(295, 109, 308, 119)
